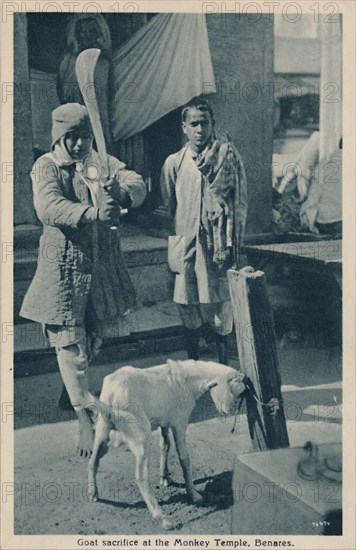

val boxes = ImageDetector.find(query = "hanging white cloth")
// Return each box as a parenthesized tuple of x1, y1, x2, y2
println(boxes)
(318, 15, 342, 161)
(110, 13, 216, 141)
(299, 16, 342, 231)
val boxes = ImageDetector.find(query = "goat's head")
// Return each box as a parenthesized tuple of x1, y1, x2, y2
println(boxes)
(208, 370, 246, 415)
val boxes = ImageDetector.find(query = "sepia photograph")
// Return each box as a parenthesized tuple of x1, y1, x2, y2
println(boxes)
(1, 1, 354, 548)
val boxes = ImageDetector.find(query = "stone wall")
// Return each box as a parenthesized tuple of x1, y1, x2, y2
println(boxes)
(14, 14, 36, 224)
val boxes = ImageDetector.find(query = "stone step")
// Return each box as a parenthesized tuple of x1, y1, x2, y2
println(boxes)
(14, 226, 335, 355)
(14, 300, 181, 352)
(14, 300, 186, 378)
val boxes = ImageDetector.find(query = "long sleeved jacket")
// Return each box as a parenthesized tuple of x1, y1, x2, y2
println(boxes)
(20, 149, 146, 325)
(161, 143, 247, 305)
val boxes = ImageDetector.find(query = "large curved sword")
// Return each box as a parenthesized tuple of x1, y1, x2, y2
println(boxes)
(75, 48, 108, 180)
(75, 48, 124, 228)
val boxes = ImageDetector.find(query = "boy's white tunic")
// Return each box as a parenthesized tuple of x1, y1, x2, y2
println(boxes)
(161, 142, 248, 305)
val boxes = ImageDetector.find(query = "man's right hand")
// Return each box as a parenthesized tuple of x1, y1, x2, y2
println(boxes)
(97, 186, 120, 225)
(97, 203, 119, 224)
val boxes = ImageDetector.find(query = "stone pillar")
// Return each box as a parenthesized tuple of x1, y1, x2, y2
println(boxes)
(14, 13, 36, 225)
(206, 14, 274, 240)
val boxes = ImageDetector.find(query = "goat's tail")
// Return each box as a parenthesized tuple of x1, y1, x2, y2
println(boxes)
(83, 393, 120, 426)
(84, 394, 130, 449)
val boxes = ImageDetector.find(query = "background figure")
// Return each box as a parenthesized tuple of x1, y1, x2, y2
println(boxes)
(273, 132, 342, 237)
(161, 98, 248, 365)
(20, 104, 146, 457)
(57, 14, 113, 152)
(300, 137, 342, 236)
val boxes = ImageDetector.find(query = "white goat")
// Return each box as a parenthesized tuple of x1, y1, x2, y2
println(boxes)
(87, 359, 246, 530)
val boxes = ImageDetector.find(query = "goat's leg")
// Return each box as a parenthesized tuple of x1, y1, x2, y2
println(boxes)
(159, 427, 173, 487)
(172, 426, 203, 505)
(129, 436, 174, 531)
(87, 417, 110, 502)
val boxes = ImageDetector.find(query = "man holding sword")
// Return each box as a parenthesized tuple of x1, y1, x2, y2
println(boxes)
(20, 103, 146, 456)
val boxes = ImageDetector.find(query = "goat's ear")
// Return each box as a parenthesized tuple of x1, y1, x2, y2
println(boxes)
(166, 359, 177, 368)
(206, 380, 218, 390)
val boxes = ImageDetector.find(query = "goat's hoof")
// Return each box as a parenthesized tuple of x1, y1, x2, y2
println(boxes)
(188, 491, 203, 506)
(160, 475, 173, 488)
(161, 517, 175, 531)
(88, 489, 98, 503)
(160, 478, 169, 488)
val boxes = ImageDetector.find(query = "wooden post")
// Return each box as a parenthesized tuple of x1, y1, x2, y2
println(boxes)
(228, 267, 289, 451)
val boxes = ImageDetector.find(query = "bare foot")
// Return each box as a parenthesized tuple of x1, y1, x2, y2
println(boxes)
(76, 409, 94, 458)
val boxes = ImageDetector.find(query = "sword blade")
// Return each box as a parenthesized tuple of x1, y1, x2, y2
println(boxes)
(75, 48, 108, 180)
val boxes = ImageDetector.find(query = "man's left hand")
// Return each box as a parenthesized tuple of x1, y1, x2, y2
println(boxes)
(103, 170, 132, 208)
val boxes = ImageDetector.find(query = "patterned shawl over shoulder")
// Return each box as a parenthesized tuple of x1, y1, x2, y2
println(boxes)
(195, 130, 247, 266)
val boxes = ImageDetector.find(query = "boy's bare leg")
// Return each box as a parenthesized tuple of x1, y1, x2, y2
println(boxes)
(55, 342, 95, 457)
(76, 408, 94, 457)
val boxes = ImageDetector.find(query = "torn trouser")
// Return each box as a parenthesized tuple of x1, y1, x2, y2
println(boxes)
(44, 320, 102, 411)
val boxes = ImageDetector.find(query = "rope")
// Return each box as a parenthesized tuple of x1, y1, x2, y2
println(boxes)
(231, 394, 246, 434)
(244, 382, 280, 415)
(230, 381, 280, 434)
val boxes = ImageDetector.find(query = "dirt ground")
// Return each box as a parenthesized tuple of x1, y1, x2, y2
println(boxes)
(14, 417, 252, 535)
(13, 345, 342, 535)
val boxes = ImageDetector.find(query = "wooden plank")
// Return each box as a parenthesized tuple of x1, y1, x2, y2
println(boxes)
(242, 240, 342, 264)
(228, 267, 289, 450)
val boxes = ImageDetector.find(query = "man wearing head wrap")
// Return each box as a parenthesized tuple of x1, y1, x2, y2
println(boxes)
(20, 103, 146, 457)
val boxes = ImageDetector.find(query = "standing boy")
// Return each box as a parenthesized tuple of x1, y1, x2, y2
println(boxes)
(161, 98, 247, 364)
(20, 103, 146, 456)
